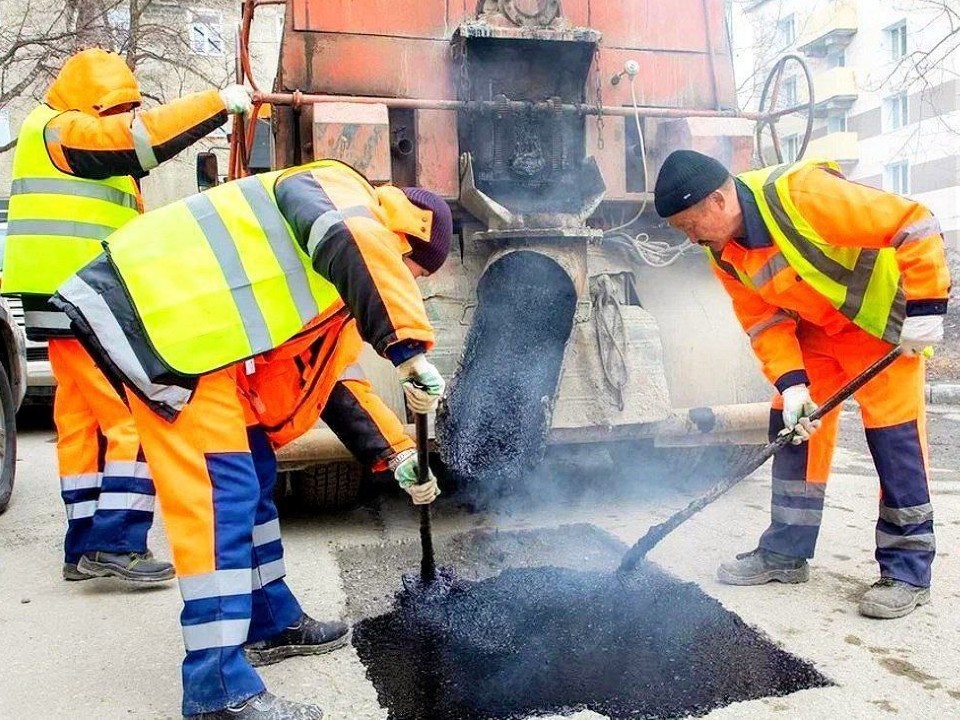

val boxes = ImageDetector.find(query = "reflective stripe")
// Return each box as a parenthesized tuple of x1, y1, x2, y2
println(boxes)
(746, 310, 794, 339)
(182, 618, 251, 652)
(838, 248, 878, 320)
(772, 504, 823, 526)
(879, 502, 934, 527)
(306, 206, 375, 257)
(24, 310, 72, 331)
(97, 492, 155, 512)
(252, 518, 282, 548)
(893, 217, 942, 247)
(238, 180, 320, 326)
(749, 252, 791, 287)
(65, 500, 98, 520)
(772, 477, 826, 499)
(185, 193, 273, 356)
(57, 275, 194, 410)
(876, 530, 936, 552)
(179, 569, 252, 602)
(251, 559, 286, 590)
(61, 473, 102, 492)
(11, 177, 139, 209)
(338, 363, 367, 382)
(103, 460, 152, 480)
(131, 115, 159, 171)
(7, 218, 114, 240)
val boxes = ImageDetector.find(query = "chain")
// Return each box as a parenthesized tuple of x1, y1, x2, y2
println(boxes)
(458, 38, 471, 101)
(593, 44, 605, 150)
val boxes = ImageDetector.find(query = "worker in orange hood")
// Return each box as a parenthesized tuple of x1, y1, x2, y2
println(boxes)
(2, 48, 252, 584)
(655, 150, 950, 620)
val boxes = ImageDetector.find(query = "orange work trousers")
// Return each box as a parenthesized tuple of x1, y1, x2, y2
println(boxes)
(759, 322, 934, 587)
(48, 338, 155, 564)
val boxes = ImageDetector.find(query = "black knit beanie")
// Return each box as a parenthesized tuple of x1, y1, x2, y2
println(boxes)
(654, 150, 731, 218)
(401, 187, 453, 274)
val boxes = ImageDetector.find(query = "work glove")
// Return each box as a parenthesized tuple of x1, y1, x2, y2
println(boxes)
(392, 450, 441, 505)
(899, 315, 943, 357)
(219, 84, 253, 115)
(780, 384, 820, 445)
(397, 354, 445, 413)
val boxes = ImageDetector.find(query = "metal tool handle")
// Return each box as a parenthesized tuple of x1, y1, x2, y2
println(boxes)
(415, 413, 437, 582)
(618, 346, 903, 572)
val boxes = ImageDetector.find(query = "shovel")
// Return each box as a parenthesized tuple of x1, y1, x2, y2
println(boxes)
(619, 345, 904, 573)
(415, 412, 437, 582)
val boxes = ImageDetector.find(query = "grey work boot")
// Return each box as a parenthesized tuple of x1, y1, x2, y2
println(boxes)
(859, 578, 931, 619)
(717, 548, 809, 586)
(185, 691, 324, 719)
(77, 550, 175, 583)
(245, 614, 350, 667)
(63, 563, 94, 581)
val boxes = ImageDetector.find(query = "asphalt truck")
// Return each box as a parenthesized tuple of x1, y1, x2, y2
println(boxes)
(215, 0, 816, 509)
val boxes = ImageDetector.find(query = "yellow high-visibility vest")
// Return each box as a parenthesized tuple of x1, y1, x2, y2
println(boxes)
(3, 104, 141, 296)
(105, 161, 346, 375)
(737, 158, 905, 343)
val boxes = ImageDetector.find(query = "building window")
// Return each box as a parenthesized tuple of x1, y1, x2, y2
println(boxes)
(888, 21, 907, 61)
(783, 76, 798, 107)
(884, 161, 909, 195)
(827, 50, 846, 68)
(189, 10, 224, 56)
(827, 114, 847, 133)
(783, 134, 800, 162)
(0, 110, 11, 147)
(884, 93, 909, 131)
(777, 14, 796, 48)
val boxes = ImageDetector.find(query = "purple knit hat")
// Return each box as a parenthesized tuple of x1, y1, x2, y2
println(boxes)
(401, 187, 453, 274)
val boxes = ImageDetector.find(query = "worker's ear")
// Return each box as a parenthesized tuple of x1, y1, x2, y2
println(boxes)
(710, 189, 726, 211)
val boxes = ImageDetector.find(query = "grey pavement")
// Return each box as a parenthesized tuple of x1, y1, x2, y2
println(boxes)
(1, 406, 959, 718)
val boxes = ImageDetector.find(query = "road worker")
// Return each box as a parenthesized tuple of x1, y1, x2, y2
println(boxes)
(54, 159, 452, 719)
(654, 150, 951, 619)
(2, 48, 252, 583)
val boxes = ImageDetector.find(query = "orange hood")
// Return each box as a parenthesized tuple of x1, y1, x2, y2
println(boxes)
(46, 49, 142, 116)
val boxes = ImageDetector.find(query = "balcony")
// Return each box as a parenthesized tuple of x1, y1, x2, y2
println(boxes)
(806, 131, 859, 165)
(798, 2, 858, 57)
(813, 67, 858, 114)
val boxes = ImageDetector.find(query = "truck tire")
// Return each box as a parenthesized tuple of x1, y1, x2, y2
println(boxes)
(289, 461, 363, 512)
(0, 365, 19, 514)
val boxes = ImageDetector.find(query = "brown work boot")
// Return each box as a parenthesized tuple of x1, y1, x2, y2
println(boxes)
(184, 691, 324, 719)
(62, 563, 94, 581)
(859, 578, 930, 619)
(77, 550, 175, 583)
(717, 548, 809, 586)
(245, 614, 350, 667)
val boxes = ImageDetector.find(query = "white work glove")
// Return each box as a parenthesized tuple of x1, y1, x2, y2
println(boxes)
(780, 384, 820, 445)
(392, 450, 441, 505)
(397, 354, 446, 413)
(219, 84, 253, 115)
(899, 315, 943, 357)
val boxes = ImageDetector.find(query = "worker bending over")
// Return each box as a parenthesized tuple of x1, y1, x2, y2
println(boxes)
(55, 159, 451, 719)
(654, 150, 950, 619)
(2, 49, 252, 583)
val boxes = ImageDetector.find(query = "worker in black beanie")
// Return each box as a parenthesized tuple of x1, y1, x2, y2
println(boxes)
(652, 148, 950, 620)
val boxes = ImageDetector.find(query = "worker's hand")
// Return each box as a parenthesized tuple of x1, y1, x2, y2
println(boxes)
(899, 315, 943, 357)
(392, 451, 441, 505)
(219, 84, 253, 116)
(781, 384, 820, 445)
(397, 354, 445, 413)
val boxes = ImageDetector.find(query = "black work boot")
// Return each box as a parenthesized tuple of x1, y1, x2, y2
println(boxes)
(717, 548, 809, 586)
(63, 563, 94, 581)
(77, 550, 175, 583)
(185, 691, 324, 719)
(245, 614, 350, 667)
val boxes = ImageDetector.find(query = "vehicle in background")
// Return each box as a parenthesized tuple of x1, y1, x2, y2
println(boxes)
(0, 198, 30, 513)
(0, 207, 55, 405)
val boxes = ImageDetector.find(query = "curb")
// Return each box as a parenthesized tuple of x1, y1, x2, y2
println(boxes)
(927, 383, 960, 407)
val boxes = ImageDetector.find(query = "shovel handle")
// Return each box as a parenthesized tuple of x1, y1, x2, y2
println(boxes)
(415, 413, 436, 581)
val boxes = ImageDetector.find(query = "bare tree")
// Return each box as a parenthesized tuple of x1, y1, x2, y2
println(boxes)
(0, 0, 232, 153)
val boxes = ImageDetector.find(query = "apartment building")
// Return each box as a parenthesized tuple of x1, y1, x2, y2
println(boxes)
(0, 0, 282, 208)
(731, 0, 960, 251)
